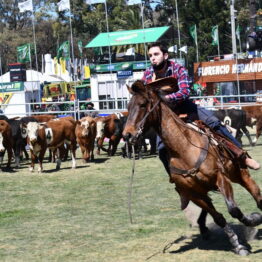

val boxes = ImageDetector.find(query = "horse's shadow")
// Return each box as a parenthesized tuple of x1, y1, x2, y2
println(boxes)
(166, 225, 262, 255)
(92, 157, 110, 164)
(43, 165, 87, 173)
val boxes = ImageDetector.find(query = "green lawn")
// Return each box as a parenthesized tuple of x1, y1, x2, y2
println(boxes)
(0, 137, 261, 262)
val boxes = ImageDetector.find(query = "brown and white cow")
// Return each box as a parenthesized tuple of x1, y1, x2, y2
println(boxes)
(0, 120, 13, 168)
(26, 118, 77, 172)
(31, 114, 56, 122)
(95, 112, 128, 156)
(75, 116, 97, 162)
(242, 105, 262, 145)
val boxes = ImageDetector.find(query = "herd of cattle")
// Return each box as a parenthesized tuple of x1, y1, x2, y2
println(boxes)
(0, 104, 262, 172)
(0, 112, 157, 172)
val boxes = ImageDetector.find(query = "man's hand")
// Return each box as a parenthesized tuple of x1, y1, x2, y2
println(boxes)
(158, 90, 171, 103)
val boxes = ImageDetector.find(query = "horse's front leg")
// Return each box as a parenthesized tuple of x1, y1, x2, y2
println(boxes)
(191, 195, 250, 256)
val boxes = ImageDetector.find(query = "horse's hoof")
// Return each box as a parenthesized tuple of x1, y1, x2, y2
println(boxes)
(249, 212, 262, 226)
(234, 245, 250, 256)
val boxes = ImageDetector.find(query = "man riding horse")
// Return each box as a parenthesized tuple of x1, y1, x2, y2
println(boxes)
(141, 41, 260, 172)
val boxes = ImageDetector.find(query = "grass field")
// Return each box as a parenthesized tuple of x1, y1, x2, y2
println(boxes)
(0, 136, 262, 262)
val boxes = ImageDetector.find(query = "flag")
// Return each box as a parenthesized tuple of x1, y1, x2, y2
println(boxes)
(236, 25, 241, 40)
(86, 0, 106, 4)
(57, 0, 70, 11)
(57, 41, 70, 60)
(94, 47, 103, 56)
(211, 25, 219, 46)
(60, 58, 67, 74)
(125, 47, 135, 56)
(84, 66, 91, 79)
(179, 46, 187, 54)
(54, 57, 59, 75)
(18, 0, 33, 13)
(168, 45, 177, 53)
(126, 0, 142, 5)
(17, 44, 31, 63)
(78, 40, 83, 57)
(189, 24, 197, 45)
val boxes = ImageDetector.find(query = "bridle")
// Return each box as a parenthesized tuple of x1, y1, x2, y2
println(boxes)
(132, 98, 160, 141)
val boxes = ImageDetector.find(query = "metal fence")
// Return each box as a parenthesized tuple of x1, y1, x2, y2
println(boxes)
(1, 93, 262, 119)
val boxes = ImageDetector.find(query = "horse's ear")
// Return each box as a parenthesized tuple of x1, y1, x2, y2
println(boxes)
(126, 84, 135, 95)
(127, 80, 146, 94)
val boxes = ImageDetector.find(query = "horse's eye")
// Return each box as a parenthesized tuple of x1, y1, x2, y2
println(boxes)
(140, 103, 147, 108)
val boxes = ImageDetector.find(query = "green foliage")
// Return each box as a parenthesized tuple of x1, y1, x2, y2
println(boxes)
(0, 0, 258, 75)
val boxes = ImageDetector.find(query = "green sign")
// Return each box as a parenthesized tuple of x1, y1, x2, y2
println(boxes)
(0, 82, 24, 92)
(94, 62, 134, 72)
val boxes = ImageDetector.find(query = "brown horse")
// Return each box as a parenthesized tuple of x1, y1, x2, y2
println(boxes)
(122, 78, 262, 256)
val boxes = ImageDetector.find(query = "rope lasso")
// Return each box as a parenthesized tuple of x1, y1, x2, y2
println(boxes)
(128, 144, 136, 224)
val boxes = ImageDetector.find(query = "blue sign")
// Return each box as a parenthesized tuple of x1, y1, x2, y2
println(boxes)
(117, 70, 133, 79)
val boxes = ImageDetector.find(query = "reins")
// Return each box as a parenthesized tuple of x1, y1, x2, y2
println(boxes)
(127, 145, 136, 224)
(127, 100, 160, 224)
(136, 97, 212, 176)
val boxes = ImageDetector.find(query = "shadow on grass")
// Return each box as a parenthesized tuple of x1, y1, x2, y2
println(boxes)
(1, 167, 17, 173)
(43, 165, 87, 173)
(92, 157, 110, 164)
(164, 226, 262, 255)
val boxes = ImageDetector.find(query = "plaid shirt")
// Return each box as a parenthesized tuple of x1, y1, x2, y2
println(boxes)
(141, 60, 190, 102)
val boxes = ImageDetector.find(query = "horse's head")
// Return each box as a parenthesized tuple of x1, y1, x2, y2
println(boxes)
(123, 77, 178, 144)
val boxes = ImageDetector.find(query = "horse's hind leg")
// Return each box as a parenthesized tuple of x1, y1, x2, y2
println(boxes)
(191, 196, 249, 255)
(217, 173, 262, 227)
(239, 169, 262, 210)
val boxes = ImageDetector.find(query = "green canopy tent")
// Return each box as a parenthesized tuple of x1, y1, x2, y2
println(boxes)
(85, 26, 170, 72)
(85, 26, 170, 48)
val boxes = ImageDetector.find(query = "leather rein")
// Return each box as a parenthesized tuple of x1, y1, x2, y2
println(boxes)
(134, 98, 209, 177)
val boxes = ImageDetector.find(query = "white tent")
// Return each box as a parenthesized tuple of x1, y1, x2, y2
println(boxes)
(0, 69, 70, 84)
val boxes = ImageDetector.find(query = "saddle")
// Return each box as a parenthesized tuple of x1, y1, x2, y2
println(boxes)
(193, 120, 247, 163)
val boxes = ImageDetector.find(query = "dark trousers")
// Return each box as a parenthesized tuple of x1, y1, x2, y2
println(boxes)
(158, 100, 241, 174)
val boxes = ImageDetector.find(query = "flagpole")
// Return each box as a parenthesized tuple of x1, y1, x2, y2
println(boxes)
(29, 44, 34, 82)
(195, 25, 199, 62)
(175, 0, 181, 59)
(31, 7, 38, 73)
(104, 0, 114, 83)
(0, 56, 3, 84)
(217, 26, 220, 57)
(69, 1, 75, 81)
(140, 3, 148, 66)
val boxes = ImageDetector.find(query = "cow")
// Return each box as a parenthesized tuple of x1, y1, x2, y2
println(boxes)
(30, 114, 69, 162)
(212, 108, 254, 146)
(242, 105, 262, 145)
(30, 114, 56, 122)
(95, 112, 128, 156)
(26, 118, 77, 172)
(0, 120, 13, 168)
(75, 116, 97, 162)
